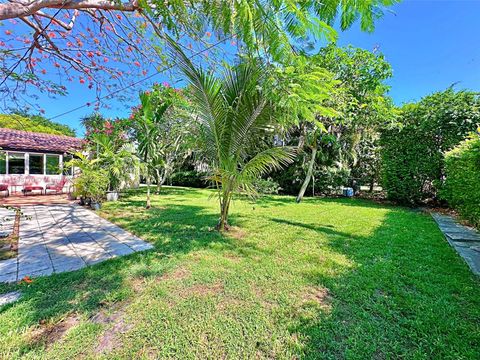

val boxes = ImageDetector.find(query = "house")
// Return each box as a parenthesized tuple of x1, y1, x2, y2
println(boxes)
(0, 128, 83, 195)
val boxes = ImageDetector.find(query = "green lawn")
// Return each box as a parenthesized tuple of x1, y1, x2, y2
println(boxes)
(0, 187, 479, 359)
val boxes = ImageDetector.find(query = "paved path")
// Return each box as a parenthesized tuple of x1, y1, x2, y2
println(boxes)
(432, 212, 480, 276)
(0, 204, 153, 283)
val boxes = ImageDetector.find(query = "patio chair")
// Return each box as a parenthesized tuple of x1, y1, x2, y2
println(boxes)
(0, 184, 9, 197)
(23, 184, 44, 196)
(45, 177, 69, 195)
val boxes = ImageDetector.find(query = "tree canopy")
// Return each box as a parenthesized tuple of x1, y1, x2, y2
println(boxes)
(0, 112, 76, 136)
(0, 0, 398, 111)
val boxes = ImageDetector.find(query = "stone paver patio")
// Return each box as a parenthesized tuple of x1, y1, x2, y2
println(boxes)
(0, 204, 153, 283)
(432, 212, 480, 276)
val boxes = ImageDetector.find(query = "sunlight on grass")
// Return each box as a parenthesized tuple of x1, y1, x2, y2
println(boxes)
(0, 187, 479, 359)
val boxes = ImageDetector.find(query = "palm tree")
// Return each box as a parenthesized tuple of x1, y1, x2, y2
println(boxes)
(89, 132, 141, 193)
(169, 41, 296, 231)
(134, 92, 171, 209)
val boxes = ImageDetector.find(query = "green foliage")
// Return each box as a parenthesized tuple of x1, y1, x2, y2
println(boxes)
(442, 132, 480, 227)
(169, 39, 295, 230)
(269, 45, 394, 196)
(170, 170, 207, 188)
(252, 178, 281, 195)
(0, 113, 76, 136)
(381, 89, 480, 205)
(68, 153, 109, 203)
(88, 133, 141, 192)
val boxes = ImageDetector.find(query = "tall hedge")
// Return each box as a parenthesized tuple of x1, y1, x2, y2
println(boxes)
(381, 89, 480, 205)
(442, 132, 480, 227)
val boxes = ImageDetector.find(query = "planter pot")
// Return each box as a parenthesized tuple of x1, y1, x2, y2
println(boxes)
(91, 202, 102, 210)
(79, 197, 85, 206)
(106, 191, 119, 202)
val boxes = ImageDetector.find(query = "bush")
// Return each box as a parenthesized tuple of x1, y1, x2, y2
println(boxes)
(381, 89, 480, 205)
(442, 132, 480, 227)
(72, 166, 109, 203)
(170, 170, 207, 188)
(252, 178, 281, 195)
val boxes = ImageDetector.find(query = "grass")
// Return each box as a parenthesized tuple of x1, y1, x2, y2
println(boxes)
(0, 186, 479, 359)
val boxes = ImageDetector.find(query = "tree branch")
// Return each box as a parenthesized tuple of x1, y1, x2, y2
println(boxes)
(0, 0, 139, 21)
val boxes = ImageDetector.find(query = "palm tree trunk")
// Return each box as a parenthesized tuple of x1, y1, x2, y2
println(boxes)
(296, 146, 317, 203)
(217, 186, 232, 231)
(146, 176, 151, 209)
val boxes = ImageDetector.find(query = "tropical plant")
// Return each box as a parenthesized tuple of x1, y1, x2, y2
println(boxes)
(67, 153, 109, 204)
(138, 85, 194, 193)
(88, 132, 141, 193)
(133, 92, 172, 209)
(170, 41, 296, 231)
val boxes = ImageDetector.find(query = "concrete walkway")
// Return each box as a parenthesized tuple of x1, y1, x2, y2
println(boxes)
(0, 204, 153, 283)
(432, 212, 480, 276)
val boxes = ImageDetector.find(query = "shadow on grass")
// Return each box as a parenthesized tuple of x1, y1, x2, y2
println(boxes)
(283, 209, 480, 358)
(0, 198, 265, 354)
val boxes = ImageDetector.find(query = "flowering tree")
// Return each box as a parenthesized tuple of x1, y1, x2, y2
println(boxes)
(0, 0, 397, 110)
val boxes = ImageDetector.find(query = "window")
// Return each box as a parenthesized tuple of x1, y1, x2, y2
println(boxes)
(46, 155, 60, 175)
(29, 154, 44, 174)
(0, 152, 5, 174)
(8, 153, 25, 174)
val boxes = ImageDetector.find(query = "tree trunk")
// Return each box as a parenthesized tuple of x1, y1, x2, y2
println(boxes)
(217, 190, 232, 231)
(146, 176, 151, 209)
(296, 146, 318, 203)
(155, 169, 162, 194)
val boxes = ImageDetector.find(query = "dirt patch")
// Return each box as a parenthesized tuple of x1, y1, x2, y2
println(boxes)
(160, 267, 191, 281)
(28, 313, 81, 349)
(225, 226, 246, 240)
(223, 252, 242, 263)
(250, 285, 277, 310)
(301, 286, 332, 312)
(91, 302, 133, 354)
(176, 281, 224, 298)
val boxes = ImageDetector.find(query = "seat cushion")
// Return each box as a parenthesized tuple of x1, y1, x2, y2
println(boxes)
(24, 186, 43, 191)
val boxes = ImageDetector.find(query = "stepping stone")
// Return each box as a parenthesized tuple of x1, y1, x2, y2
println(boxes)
(0, 291, 21, 307)
(445, 232, 480, 242)
(432, 212, 480, 276)
(0, 258, 17, 275)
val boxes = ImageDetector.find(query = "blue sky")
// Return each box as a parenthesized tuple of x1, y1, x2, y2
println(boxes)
(16, 0, 480, 136)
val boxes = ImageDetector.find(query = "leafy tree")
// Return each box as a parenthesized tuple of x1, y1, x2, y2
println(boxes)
(135, 84, 194, 193)
(132, 91, 172, 209)
(0, 0, 397, 109)
(0, 112, 76, 136)
(171, 41, 295, 231)
(269, 45, 394, 200)
(381, 89, 480, 204)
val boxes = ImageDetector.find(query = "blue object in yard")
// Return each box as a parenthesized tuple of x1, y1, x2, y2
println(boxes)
(343, 187, 354, 197)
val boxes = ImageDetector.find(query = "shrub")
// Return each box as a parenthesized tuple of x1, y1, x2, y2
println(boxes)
(170, 170, 207, 188)
(252, 178, 281, 195)
(381, 89, 480, 205)
(442, 132, 480, 227)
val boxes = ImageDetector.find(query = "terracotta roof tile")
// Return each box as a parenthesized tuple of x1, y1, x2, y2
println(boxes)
(0, 128, 83, 153)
